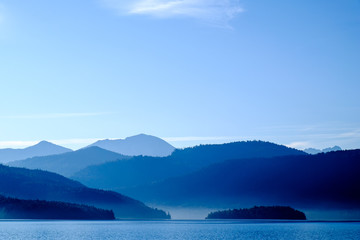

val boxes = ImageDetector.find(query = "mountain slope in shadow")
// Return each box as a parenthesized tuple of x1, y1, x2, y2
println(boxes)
(8, 146, 129, 177)
(72, 141, 306, 191)
(0, 164, 170, 219)
(0, 195, 115, 220)
(127, 150, 360, 213)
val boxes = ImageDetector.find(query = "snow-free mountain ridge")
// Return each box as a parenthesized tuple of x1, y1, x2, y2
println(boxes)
(304, 146, 342, 155)
(87, 134, 175, 157)
(8, 146, 129, 177)
(0, 141, 72, 163)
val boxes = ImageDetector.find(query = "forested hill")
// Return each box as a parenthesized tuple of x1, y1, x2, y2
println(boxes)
(0, 195, 115, 220)
(169, 140, 307, 169)
(125, 150, 360, 211)
(0, 164, 170, 219)
(206, 206, 306, 220)
(72, 141, 306, 191)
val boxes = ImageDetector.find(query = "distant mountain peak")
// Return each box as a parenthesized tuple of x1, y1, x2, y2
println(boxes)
(124, 133, 163, 141)
(26, 141, 73, 152)
(0, 141, 73, 164)
(87, 134, 175, 157)
(128, 133, 148, 138)
(32, 140, 56, 147)
(322, 146, 342, 153)
(304, 146, 342, 155)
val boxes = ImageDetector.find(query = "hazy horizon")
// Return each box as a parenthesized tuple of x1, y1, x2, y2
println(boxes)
(0, 134, 349, 151)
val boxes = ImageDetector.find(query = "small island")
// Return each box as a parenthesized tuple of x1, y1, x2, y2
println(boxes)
(206, 206, 306, 220)
(0, 195, 115, 220)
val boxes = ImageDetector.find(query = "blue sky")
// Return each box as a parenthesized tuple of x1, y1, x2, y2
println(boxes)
(0, 0, 359, 150)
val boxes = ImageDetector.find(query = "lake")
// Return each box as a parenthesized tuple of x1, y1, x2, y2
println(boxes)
(0, 220, 359, 240)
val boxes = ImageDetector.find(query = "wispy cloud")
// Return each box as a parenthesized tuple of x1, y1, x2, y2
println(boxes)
(51, 138, 101, 146)
(0, 141, 39, 149)
(164, 136, 243, 142)
(102, 0, 243, 26)
(164, 126, 360, 150)
(163, 136, 247, 148)
(0, 138, 101, 149)
(284, 127, 360, 150)
(286, 141, 311, 149)
(0, 112, 112, 120)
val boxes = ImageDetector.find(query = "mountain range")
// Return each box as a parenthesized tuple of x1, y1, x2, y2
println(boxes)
(303, 146, 342, 155)
(72, 141, 306, 193)
(8, 146, 129, 177)
(0, 134, 357, 220)
(1, 134, 175, 166)
(0, 164, 169, 219)
(0, 141, 72, 163)
(125, 150, 360, 214)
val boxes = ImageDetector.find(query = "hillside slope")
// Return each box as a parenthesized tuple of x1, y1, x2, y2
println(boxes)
(0, 164, 169, 219)
(72, 141, 306, 191)
(0, 141, 72, 163)
(0, 195, 115, 220)
(126, 150, 360, 211)
(8, 147, 129, 177)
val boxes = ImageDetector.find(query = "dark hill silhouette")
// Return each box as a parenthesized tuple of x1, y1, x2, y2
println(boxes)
(0, 164, 170, 219)
(8, 146, 129, 177)
(87, 134, 175, 157)
(0, 195, 115, 220)
(72, 141, 306, 191)
(0, 141, 72, 164)
(206, 206, 306, 220)
(126, 150, 360, 213)
(168, 140, 307, 169)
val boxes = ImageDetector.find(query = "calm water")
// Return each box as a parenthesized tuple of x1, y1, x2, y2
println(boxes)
(0, 220, 359, 240)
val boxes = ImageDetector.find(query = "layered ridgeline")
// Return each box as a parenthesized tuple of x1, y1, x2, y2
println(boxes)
(127, 150, 360, 213)
(304, 146, 342, 155)
(0, 141, 72, 164)
(0, 164, 170, 219)
(72, 141, 306, 191)
(8, 134, 174, 178)
(87, 134, 175, 157)
(8, 147, 129, 177)
(206, 206, 306, 220)
(0, 195, 115, 220)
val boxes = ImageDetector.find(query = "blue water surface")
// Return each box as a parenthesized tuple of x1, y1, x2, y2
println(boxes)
(0, 220, 359, 240)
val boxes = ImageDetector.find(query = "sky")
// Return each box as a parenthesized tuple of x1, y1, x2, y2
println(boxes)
(0, 0, 359, 150)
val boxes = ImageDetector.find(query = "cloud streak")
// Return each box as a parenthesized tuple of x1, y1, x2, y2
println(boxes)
(0, 141, 39, 149)
(0, 112, 112, 120)
(286, 141, 311, 149)
(164, 136, 243, 142)
(103, 0, 243, 25)
(0, 138, 102, 149)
